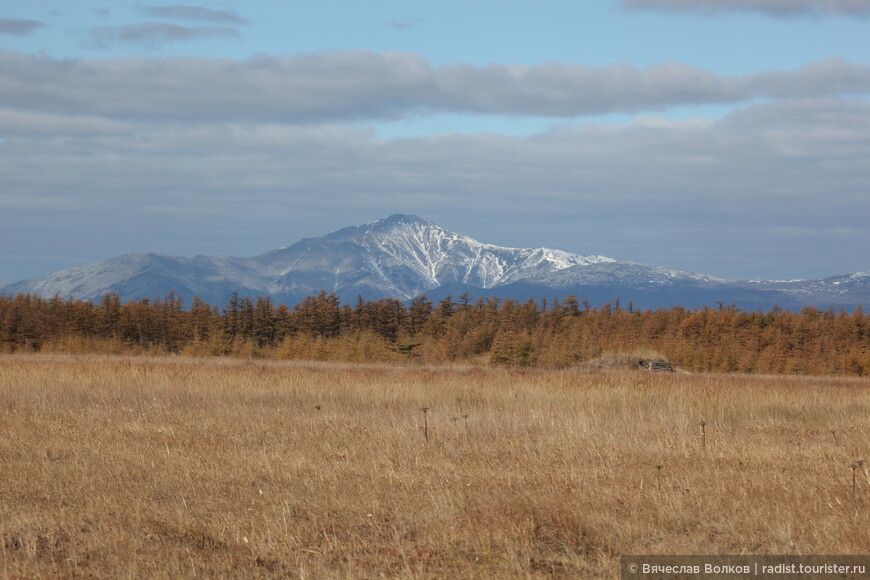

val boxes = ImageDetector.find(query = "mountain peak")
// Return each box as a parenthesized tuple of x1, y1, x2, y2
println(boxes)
(377, 214, 430, 226)
(354, 214, 436, 235)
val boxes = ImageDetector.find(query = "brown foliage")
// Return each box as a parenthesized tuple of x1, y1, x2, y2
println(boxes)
(1, 293, 869, 374)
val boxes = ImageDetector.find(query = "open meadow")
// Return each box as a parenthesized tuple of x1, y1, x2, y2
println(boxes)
(1, 355, 869, 578)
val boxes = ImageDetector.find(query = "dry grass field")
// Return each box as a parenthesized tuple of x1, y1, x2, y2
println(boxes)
(1, 355, 869, 578)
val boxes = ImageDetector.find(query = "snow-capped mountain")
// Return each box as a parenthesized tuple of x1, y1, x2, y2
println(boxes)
(253, 214, 616, 300)
(1, 215, 615, 306)
(3, 214, 869, 310)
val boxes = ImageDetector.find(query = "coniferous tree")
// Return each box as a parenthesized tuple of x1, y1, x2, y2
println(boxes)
(407, 295, 433, 336)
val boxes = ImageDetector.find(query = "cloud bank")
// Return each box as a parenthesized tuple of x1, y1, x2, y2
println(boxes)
(1, 51, 868, 123)
(2, 97, 868, 280)
(1, 48, 868, 281)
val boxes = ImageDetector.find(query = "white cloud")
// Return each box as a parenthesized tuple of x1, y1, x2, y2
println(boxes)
(2, 51, 868, 123)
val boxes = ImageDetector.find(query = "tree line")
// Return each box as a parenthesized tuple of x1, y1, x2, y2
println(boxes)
(1, 291, 869, 375)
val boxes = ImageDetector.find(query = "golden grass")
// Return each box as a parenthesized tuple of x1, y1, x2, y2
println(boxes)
(1, 354, 869, 578)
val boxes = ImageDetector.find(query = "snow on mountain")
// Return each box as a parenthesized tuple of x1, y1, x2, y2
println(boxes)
(257, 214, 614, 296)
(2, 214, 868, 309)
(2, 215, 615, 304)
(742, 271, 870, 307)
(1, 253, 269, 305)
(532, 260, 729, 288)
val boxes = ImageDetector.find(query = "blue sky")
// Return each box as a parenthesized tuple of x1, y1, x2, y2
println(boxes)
(1, 0, 869, 284)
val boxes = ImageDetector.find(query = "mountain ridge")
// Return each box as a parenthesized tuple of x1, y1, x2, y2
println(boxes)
(3, 214, 869, 310)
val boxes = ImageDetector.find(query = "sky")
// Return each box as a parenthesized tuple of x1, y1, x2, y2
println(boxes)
(1, 0, 869, 284)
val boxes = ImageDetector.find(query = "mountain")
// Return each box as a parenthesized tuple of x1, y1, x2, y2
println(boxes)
(3, 214, 869, 310)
